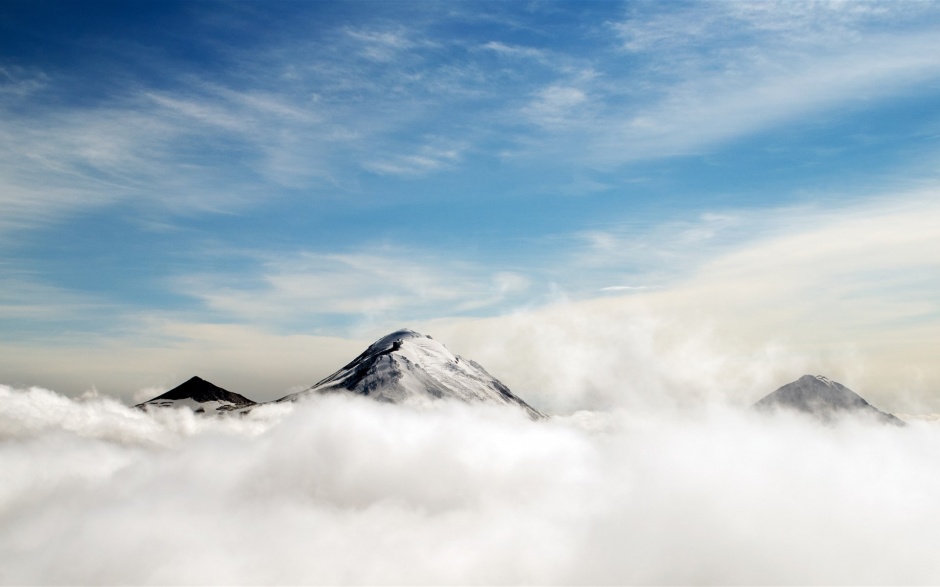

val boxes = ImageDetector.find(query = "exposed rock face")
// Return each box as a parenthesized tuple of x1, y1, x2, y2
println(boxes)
(135, 376, 256, 414)
(754, 375, 904, 425)
(277, 328, 546, 420)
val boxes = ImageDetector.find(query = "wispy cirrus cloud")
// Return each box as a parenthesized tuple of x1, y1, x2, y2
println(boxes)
(0, 83, 285, 234)
(596, 35, 940, 162)
(344, 26, 434, 63)
(6, 2, 939, 237)
(0, 264, 108, 329)
(175, 248, 534, 334)
(480, 41, 549, 61)
(507, 2, 940, 164)
(0, 19, 485, 233)
(364, 141, 464, 176)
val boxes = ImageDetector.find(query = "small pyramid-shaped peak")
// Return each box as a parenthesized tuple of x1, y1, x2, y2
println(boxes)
(754, 375, 903, 425)
(183, 375, 209, 386)
(138, 376, 256, 407)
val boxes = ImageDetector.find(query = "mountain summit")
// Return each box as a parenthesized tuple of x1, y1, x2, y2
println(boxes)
(277, 328, 546, 420)
(136, 376, 256, 414)
(754, 374, 903, 425)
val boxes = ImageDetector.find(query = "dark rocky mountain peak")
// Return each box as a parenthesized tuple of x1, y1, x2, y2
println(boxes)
(136, 376, 256, 413)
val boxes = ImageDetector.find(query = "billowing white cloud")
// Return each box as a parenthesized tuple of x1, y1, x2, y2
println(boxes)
(2, 385, 940, 584)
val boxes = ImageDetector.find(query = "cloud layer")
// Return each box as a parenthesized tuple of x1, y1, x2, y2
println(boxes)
(2, 384, 939, 584)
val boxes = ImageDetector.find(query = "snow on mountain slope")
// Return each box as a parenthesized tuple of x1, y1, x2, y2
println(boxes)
(277, 329, 546, 420)
(753, 374, 904, 425)
(136, 376, 256, 415)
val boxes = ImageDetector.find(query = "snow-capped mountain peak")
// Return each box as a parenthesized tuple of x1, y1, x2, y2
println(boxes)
(278, 328, 546, 420)
(368, 328, 428, 350)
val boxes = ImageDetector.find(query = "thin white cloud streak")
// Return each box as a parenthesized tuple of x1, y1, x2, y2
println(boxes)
(615, 0, 905, 54)
(342, 26, 443, 64)
(0, 89, 270, 235)
(596, 34, 940, 162)
(2, 385, 940, 584)
(177, 250, 533, 329)
(364, 141, 464, 177)
(573, 211, 750, 284)
(481, 40, 550, 62)
(0, 66, 48, 98)
(0, 266, 105, 322)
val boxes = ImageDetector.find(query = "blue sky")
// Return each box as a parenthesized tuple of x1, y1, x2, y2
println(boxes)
(2, 1, 940, 406)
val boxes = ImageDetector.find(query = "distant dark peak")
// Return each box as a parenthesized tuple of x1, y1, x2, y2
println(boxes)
(142, 376, 256, 406)
(754, 374, 903, 425)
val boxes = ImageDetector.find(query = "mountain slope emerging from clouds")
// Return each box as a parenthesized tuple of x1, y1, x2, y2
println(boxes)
(136, 376, 256, 414)
(754, 375, 903, 425)
(278, 329, 546, 420)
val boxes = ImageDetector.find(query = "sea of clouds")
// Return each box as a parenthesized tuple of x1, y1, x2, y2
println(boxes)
(3, 383, 940, 585)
